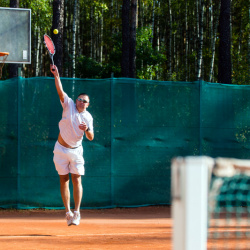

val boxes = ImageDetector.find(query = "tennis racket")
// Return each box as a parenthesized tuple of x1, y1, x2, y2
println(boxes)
(44, 34, 56, 68)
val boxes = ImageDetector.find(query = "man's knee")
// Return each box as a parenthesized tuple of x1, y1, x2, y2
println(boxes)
(59, 174, 70, 184)
(71, 174, 81, 186)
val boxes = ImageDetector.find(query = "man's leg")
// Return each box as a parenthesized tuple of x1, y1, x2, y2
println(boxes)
(59, 174, 71, 212)
(71, 174, 82, 225)
(60, 174, 74, 226)
(71, 174, 83, 211)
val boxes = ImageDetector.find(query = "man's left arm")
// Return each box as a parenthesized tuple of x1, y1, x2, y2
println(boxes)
(85, 129, 94, 141)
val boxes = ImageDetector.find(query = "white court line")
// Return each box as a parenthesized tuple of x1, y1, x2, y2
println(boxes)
(0, 231, 170, 238)
(1, 229, 248, 238)
(63, 231, 170, 237)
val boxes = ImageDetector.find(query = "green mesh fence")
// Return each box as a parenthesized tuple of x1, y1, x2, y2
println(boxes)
(0, 77, 250, 209)
(208, 171, 250, 247)
(201, 83, 250, 158)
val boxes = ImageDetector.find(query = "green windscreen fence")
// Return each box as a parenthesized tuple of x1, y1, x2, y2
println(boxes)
(0, 77, 249, 209)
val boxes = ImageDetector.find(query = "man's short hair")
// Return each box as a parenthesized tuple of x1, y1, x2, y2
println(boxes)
(78, 93, 89, 99)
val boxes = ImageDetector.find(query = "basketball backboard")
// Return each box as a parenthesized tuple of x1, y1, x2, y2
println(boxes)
(0, 7, 31, 64)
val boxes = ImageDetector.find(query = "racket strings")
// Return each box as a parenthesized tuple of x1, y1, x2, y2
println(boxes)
(44, 35, 55, 55)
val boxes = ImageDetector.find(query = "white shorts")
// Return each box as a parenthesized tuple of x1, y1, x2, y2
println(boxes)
(53, 141, 85, 175)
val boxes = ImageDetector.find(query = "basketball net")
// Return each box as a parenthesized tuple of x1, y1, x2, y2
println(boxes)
(0, 52, 9, 79)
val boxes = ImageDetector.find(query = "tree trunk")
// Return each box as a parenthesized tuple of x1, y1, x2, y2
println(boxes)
(248, 8, 250, 82)
(121, 0, 130, 77)
(63, 0, 69, 77)
(90, 5, 94, 58)
(209, 1, 220, 82)
(52, 0, 64, 76)
(185, 0, 188, 81)
(39, 36, 43, 76)
(197, 0, 204, 80)
(129, 0, 137, 78)
(152, 0, 158, 50)
(139, 0, 144, 28)
(100, 6, 104, 64)
(194, 0, 199, 75)
(218, 0, 232, 84)
(156, 1, 160, 52)
(167, 0, 172, 80)
(9, 0, 19, 78)
(72, 0, 77, 78)
(77, 1, 81, 56)
(35, 27, 41, 76)
(151, 0, 155, 45)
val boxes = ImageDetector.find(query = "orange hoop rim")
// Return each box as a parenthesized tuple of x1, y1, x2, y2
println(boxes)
(0, 52, 9, 57)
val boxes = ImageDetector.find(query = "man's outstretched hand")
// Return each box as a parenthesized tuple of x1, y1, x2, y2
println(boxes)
(50, 65, 59, 77)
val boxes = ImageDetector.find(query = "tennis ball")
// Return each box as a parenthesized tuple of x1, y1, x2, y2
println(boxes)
(53, 29, 59, 35)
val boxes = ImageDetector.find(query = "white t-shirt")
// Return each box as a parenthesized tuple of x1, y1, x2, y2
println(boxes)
(59, 93, 93, 148)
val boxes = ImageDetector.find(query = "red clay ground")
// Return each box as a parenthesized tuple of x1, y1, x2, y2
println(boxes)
(0, 206, 171, 250)
(1, 206, 248, 249)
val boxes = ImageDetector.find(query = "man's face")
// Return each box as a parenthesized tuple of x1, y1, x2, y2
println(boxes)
(76, 95, 90, 112)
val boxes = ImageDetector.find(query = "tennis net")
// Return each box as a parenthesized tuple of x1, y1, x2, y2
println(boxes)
(171, 156, 250, 250)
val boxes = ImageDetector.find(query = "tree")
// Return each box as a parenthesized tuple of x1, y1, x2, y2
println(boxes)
(218, 0, 232, 84)
(72, 0, 78, 78)
(0, 0, 248, 83)
(208, 0, 220, 82)
(196, 0, 204, 80)
(63, 0, 69, 77)
(167, 0, 172, 80)
(121, 0, 130, 77)
(248, 6, 250, 83)
(52, 0, 64, 76)
(129, 0, 137, 78)
(9, 0, 19, 78)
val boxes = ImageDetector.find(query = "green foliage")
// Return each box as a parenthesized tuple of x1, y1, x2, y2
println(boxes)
(232, 52, 250, 85)
(136, 27, 166, 80)
(75, 31, 122, 78)
(103, 32, 122, 77)
(0, 0, 248, 83)
(76, 27, 168, 79)
(75, 55, 121, 79)
(20, 0, 52, 33)
(0, 0, 8, 7)
(76, 56, 103, 78)
(231, 0, 250, 84)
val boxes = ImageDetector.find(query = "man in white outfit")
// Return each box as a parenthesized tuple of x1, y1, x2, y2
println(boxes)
(50, 65, 94, 226)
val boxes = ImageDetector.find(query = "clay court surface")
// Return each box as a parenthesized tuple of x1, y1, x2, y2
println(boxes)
(0, 206, 171, 249)
(1, 206, 248, 249)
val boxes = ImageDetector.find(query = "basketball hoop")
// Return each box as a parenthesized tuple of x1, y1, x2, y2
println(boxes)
(0, 52, 9, 79)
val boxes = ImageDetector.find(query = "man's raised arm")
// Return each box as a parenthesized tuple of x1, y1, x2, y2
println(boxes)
(50, 65, 65, 103)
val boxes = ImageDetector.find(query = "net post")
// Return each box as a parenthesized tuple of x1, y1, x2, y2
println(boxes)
(171, 156, 214, 250)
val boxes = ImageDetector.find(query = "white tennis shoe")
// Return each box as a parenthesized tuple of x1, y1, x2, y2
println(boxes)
(72, 211, 81, 226)
(66, 211, 74, 226)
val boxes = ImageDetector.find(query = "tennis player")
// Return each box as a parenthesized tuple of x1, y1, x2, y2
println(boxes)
(50, 65, 94, 226)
